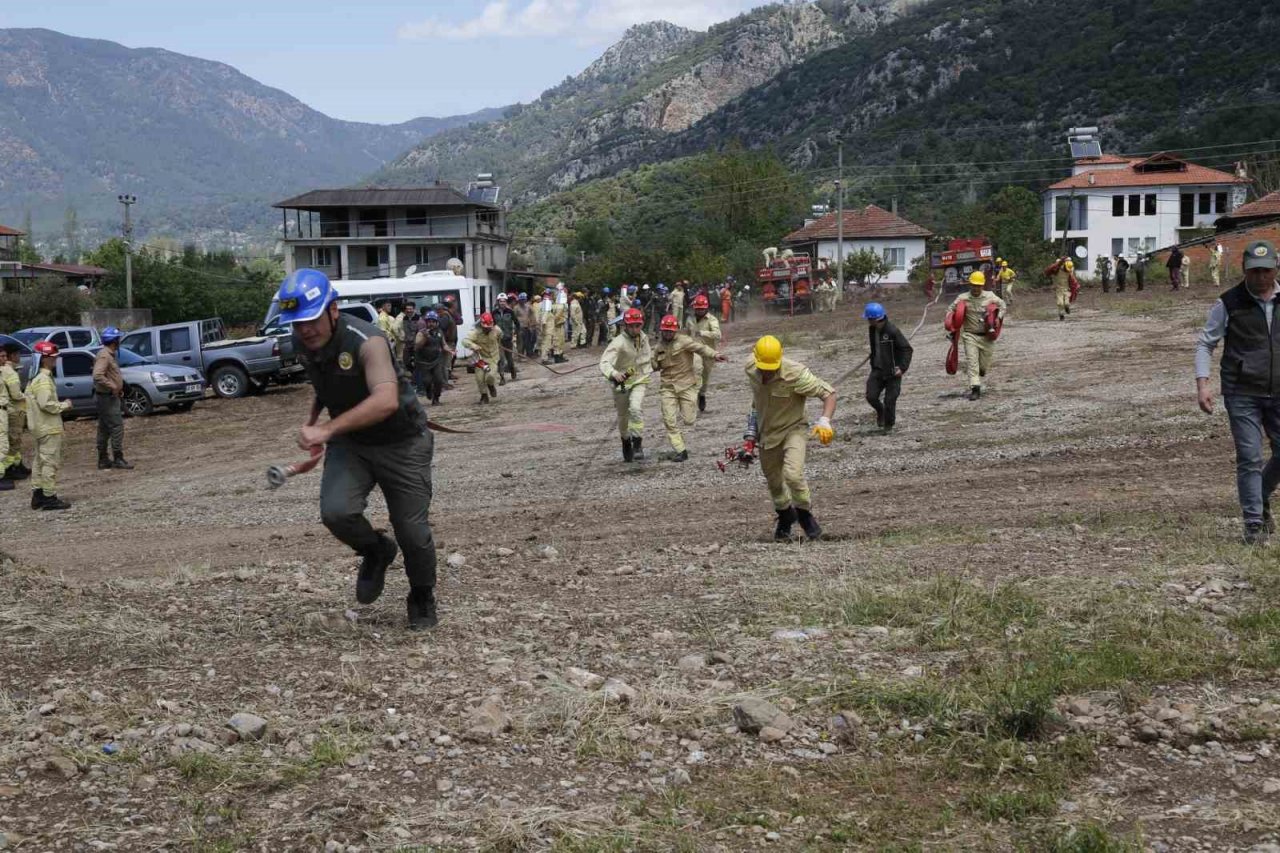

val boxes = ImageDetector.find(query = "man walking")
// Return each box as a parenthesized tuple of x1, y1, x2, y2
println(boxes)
(599, 307, 652, 462)
(414, 312, 449, 405)
(686, 293, 721, 412)
(569, 292, 587, 349)
(744, 335, 837, 541)
(1195, 240, 1280, 545)
(1115, 256, 1130, 292)
(997, 260, 1017, 305)
(26, 342, 73, 510)
(652, 314, 725, 461)
(492, 294, 518, 383)
(514, 292, 537, 358)
(863, 303, 912, 433)
(1096, 255, 1112, 293)
(92, 327, 133, 470)
(400, 302, 419, 380)
(276, 269, 440, 630)
(670, 281, 686, 327)
(1169, 246, 1185, 290)
(947, 271, 1007, 400)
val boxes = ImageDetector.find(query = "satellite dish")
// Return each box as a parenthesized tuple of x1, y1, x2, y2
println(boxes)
(1074, 245, 1088, 260)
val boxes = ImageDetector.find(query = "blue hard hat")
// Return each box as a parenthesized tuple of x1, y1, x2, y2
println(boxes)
(863, 302, 886, 321)
(276, 269, 337, 323)
(517, 292, 528, 301)
(602, 287, 611, 294)
(425, 310, 439, 320)
(101, 327, 122, 344)
(632, 298, 642, 308)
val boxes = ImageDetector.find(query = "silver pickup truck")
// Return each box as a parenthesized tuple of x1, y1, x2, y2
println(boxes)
(120, 318, 282, 398)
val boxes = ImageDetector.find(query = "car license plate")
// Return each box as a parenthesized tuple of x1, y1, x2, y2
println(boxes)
(186, 383, 202, 393)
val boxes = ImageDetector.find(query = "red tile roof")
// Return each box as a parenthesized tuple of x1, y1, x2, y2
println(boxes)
(27, 262, 109, 277)
(1049, 153, 1245, 190)
(0, 224, 24, 236)
(783, 204, 932, 243)
(1075, 154, 1132, 166)
(1220, 190, 1280, 222)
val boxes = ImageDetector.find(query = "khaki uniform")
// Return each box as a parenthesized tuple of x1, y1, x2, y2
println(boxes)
(599, 332, 652, 440)
(539, 303, 556, 359)
(687, 313, 722, 395)
(949, 290, 1007, 390)
(462, 326, 502, 398)
(378, 310, 405, 362)
(1, 363, 23, 470)
(746, 358, 833, 511)
(1051, 267, 1071, 314)
(25, 368, 71, 495)
(569, 299, 586, 347)
(670, 288, 686, 327)
(605, 298, 621, 339)
(652, 333, 718, 453)
(998, 267, 1017, 304)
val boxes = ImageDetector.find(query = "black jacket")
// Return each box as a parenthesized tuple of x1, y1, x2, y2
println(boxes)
(1219, 281, 1280, 397)
(868, 320, 913, 379)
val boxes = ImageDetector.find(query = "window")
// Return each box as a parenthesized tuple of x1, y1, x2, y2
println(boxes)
(1128, 237, 1143, 257)
(882, 247, 906, 270)
(160, 327, 192, 355)
(1199, 193, 1211, 215)
(365, 247, 389, 268)
(61, 353, 94, 377)
(1112, 238, 1124, 258)
(68, 330, 93, 347)
(1215, 192, 1228, 214)
(122, 333, 152, 358)
(1144, 194, 1157, 216)
(1112, 195, 1125, 216)
(312, 247, 333, 267)
(1128, 194, 1140, 216)
(1144, 236, 1157, 253)
(1181, 194, 1195, 227)
(50, 332, 71, 349)
(405, 207, 428, 226)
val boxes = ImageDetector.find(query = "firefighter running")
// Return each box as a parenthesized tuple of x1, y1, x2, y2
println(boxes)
(744, 335, 837, 541)
(599, 307, 652, 462)
(687, 293, 722, 412)
(946, 271, 1007, 401)
(462, 312, 503, 404)
(652, 314, 727, 461)
(1045, 257, 1077, 321)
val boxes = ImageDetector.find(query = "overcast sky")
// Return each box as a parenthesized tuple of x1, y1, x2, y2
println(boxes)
(0, 0, 764, 123)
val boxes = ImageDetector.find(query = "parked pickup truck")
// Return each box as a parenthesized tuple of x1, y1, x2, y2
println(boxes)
(120, 318, 282, 399)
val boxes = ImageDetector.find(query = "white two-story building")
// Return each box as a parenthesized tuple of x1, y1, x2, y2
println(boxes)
(1042, 152, 1248, 272)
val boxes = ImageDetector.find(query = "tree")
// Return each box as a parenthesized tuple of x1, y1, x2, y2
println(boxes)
(694, 147, 808, 251)
(947, 186, 1057, 278)
(844, 249, 892, 288)
(62, 205, 80, 262)
(570, 219, 613, 258)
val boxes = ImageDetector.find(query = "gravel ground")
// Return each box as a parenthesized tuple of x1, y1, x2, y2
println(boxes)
(2, 287, 1278, 851)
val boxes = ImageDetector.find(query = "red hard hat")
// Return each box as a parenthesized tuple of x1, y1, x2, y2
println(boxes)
(692, 294, 709, 309)
(480, 312, 494, 327)
(34, 341, 60, 357)
(660, 314, 680, 332)
(623, 307, 644, 326)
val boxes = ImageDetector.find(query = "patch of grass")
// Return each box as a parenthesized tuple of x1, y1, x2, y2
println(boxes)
(1232, 608, 1280, 669)
(1022, 821, 1143, 852)
(965, 789, 1057, 822)
(172, 752, 235, 785)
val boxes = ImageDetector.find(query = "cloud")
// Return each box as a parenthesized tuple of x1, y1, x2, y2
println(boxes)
(397, 0, 760, 42)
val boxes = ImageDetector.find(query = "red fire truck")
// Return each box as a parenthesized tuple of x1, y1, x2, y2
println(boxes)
(756, 251, 815, 314)
(930, 238, 996, 295)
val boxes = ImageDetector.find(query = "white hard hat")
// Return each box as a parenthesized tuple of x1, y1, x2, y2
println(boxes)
(744, 285, 751, 291)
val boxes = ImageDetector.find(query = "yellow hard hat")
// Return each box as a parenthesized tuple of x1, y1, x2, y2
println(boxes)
(1064, 260, 1075, 271)
(753, 335, 783, 371)
(1000, 260, 1008, 267)
(996, 257, 1004, 264)
(968, 271, 986, 287)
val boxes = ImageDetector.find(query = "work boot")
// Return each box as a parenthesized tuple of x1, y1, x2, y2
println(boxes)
(1065, 305, 1071, 315)
(967, 386, 982, 401)
(406, 586, 439, 631)
(554, 354, 568, 364)
(112, 454, 134, 470)
(510, 368, 517, 380)
(1058, 313, 1065, 321)
(1265, 499, 1276, 535)
(698, 393, 707, 413)
(499, 375, 507, 386)
(796, 507, 822, 541)
(632, 437, 645, 461)
(774, 507, 797, 542)
(480, 394, 490, 405)
(31, 488, 44, 510)
(621, 438, 635, 463)
(98, 454, 112, 470)
(356, 534, 398, 605)
(1244, 522, 1268, 547)
(541, 358, 553, 366)
(489, 383, 497, 398)
(41, 492, 71, 511)
(0, 477, 12, 492)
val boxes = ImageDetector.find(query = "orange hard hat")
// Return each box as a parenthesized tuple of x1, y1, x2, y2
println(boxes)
(660, 314, 680, 332)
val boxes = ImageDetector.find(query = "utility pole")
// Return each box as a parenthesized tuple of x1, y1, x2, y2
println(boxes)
(835, 136, 844, 294)
(117, 194, 137, 309)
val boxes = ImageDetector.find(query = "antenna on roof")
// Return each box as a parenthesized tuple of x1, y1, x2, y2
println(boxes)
(1067, 126, 1102, 159)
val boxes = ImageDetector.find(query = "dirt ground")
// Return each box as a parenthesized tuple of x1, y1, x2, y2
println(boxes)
(2, 285, 1279, 852)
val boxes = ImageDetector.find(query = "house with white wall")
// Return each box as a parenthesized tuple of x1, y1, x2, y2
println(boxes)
(782, 204, 931, 285)
(1042, 152, 1248, 273)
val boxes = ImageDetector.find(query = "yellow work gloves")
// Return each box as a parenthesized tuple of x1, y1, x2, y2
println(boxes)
(810, 416, 834, 446)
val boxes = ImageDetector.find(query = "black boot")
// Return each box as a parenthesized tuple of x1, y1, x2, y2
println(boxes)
(112, 454, 134, 470)
(621, 438, 634, 463)
(407, 586, 438, 631)
(480, 394, 490, 404)
(98, 453, 112, 470)
(554, 353, 568, 364)
(0, 477, 12, 492)
(774, 507, 797, 542)
(967, 386, 982, 401)
(489, 383, 497, 398)
(31, 488, 44, 510)
(356, 534, 398, 605)
(698, 393, 706, 413)
(9, 463, 30, 481)
(41, 492, 71, 511)
(796, 507, 822, 540)
(632, 436, 645, 460)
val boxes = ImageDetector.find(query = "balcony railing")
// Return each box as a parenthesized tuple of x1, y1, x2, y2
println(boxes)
(280, 210, 505, 241)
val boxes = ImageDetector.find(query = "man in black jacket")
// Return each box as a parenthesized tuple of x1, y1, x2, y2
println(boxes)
(863, 302, 913, 433)
(492, 293, 518, 383)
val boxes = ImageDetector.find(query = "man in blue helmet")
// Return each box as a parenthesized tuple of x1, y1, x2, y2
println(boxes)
(276, 268, 440, 630)
(92, 327, 133, 469)
(864, 302, 912, 433)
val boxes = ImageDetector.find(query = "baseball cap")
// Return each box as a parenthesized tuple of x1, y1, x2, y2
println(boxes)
(1243, 241, 1277, 271)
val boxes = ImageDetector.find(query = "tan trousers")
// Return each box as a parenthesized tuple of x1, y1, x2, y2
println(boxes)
(32, 433, 63, 494)
(5, 408, 24, 467)
(1055, 283, 1070, 312)
(962, 333, 994, 389)
(473, 364, 497, 397)
(612, 384, 646, 439)
(660, 385, 698, 452)
(0, 407, 8, 463)
(760, 429, 810, 511)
